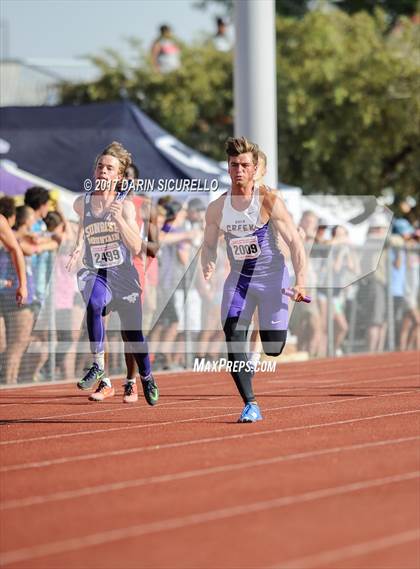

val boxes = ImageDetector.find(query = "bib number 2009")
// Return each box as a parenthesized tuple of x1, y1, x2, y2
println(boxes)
(230, 236, 261, 261)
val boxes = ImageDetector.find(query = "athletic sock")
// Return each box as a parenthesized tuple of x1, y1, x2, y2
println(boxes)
(141, 373, 153, 382)
(93, 352, 105, 370)
(102, 377, 112, 387)
(126, 377, 136, 385)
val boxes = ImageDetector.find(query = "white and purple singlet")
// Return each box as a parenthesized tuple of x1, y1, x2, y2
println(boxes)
(220, 187, 290, 329)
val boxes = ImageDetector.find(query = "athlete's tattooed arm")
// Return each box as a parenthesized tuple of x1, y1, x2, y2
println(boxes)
(109, 200, 142, 256)
(202, 197, 223, 280)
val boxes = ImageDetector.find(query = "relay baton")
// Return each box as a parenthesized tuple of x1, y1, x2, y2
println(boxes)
(282, 288, 312, 303)
(105, 184, 131, 221)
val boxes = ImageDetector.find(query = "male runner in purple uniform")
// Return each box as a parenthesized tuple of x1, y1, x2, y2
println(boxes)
(67, 142, 158, 404)
(201, 137, 306, 422)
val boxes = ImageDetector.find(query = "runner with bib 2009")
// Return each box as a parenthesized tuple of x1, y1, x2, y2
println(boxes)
(201, 137, 307, 423)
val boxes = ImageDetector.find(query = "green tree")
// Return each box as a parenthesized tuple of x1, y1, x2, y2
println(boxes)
(335, 0, 418, 21)
(196, 0, 419, 20)
(276, 10, 420, 195)
(59, 43, 233, 160)
(58, 10, 419, 198)
(196, 0, 310, 20)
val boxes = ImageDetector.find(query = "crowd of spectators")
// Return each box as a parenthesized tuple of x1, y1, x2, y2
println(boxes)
(0, 184, 418, 384)
(290, 207, 419, 358)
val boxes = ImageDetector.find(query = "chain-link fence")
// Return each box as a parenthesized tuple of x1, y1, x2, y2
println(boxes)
(288, 243, 419, 359)
(1, 239, 418, 385)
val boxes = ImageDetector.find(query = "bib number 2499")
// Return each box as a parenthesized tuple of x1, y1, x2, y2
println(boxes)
(91, 243, 123, 268)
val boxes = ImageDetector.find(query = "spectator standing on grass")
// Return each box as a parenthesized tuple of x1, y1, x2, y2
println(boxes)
(0, 199, 28, 383)
(197, 244, 227, 361)
(390, 218, 412, 349)
(151, 25, 181, 73)
(0, 197, 27, 307)
(212, 17, 233, 52)
(24, 187, 51, 305)
(0, 203, 55, 384)
(359, 213, 389, 352)
(14, 206, 58, 382)
(314, 220, 331, 357)
(150, 201, 192, 370)
(289, 210, 323, 357)
(23, 187, 57, 380)
(46, 210, 79, 380)
(330, 225, 359, 356)
(178, 198, 207, 359)
(400, 228, 419, 351)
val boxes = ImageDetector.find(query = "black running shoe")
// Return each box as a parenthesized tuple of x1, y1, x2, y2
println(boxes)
(141, 376, 159, 406)
(77, 363, 105, 391)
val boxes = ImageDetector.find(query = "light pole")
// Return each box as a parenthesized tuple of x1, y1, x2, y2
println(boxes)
(233, 0, 278, 187)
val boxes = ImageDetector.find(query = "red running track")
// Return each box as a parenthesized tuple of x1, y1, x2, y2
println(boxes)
(0, 351, 419, 569)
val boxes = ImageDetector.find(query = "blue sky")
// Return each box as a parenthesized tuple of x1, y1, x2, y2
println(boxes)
(1, 0, 225, 61)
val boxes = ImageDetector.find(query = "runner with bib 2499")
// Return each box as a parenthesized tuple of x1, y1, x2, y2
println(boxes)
(66, 141, 159, 405)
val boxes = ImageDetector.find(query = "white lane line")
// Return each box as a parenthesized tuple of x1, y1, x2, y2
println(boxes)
(1, 405, 418, 472)
(0, 384, 415, 450)
(0, 376, 300, 409)
(0, 388, 418, 448)
(4, 396, 225, 422)
(0, 358, 416, 403)
(175, 405, 237, 409)
(0, 471, 418, 567)
(0, 369, 207, 393)
(267, 362, 416, 380)
(261, 374, 419, 391)
(271, 529, 420, 569)
(0, 374, 242, 407)
(267, 372, 420, 385)
(1, 370, 417, 425)
(0, 396, 86, 408)
(1, 436, 418, 511)
(0, 372, 280, 411)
